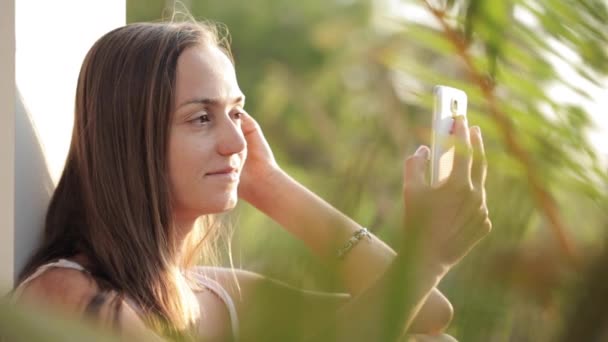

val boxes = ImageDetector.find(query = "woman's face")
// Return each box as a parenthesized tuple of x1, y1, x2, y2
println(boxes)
(168, 44, 247, 222)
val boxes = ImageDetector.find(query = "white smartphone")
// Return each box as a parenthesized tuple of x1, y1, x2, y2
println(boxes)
(430, 85, 468, 187)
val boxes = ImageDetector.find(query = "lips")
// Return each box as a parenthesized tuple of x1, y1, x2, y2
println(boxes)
(205, 167, 238, 176)
(205, 167, 239, 183)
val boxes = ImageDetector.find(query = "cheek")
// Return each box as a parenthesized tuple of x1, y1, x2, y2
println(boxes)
(168, 135, 202, 195)
(169, 140, 209, 184)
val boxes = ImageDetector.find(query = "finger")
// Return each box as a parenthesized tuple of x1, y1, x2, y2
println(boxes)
(463, 205, 492, 243)
(451, 208, 491, 260)
(239, 110, 260, 136)
(404, 145, 430, 191)
(470, 126, 487, 190)
(449, 116, 473, 187)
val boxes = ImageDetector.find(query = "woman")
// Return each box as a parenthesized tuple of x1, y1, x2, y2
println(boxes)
(13, 21, 491, 341)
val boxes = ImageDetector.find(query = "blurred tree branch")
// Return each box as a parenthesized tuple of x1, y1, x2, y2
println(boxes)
(559, 234, 608, 341)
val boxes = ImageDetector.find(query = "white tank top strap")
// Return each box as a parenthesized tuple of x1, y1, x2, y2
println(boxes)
(12, 258, 89, 300)
(13, 259, 146, 317)
(188, 270, 240, 340)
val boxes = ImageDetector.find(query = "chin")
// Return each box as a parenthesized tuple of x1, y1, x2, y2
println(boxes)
(206, 195, 239, 214)
(219, 200, 238, 212)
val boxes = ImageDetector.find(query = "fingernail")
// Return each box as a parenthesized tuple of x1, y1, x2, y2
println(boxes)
(415, 145, 430, 160)
(451, 115, 467, 133)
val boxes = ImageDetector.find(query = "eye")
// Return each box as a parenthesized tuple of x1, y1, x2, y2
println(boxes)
(191, 113, 210, 125)
(233, 111, 244, 120)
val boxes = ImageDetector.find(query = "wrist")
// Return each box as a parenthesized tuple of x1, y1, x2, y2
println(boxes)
(398, 240, 451, 280)
(238, 165, 286, 205)
(419, 256, 451, 280)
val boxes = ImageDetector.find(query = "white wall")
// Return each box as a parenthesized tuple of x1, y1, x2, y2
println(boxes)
(1, 0, 125, 291)
(0, 0, 16, 291)
(16, 0, 127, 184)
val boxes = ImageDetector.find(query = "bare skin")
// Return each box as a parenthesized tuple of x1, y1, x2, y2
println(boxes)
(15, 43, 491, 341)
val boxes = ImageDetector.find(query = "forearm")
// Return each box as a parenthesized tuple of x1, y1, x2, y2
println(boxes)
(309, 252, 449, 341)
(243, 168, 453, 334)
(242, 167, 395, 295)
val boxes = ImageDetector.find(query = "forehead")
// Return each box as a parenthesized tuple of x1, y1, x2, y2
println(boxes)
(174, 45, 242, 107)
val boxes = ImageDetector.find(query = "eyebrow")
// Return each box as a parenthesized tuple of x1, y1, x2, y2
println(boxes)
(177, 96, 246, 109)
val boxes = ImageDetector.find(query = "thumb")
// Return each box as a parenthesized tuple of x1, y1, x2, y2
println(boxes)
(403, 145, 430, 191)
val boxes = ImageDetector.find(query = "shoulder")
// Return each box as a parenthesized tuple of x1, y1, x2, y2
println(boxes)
(16, 266, 99, 315)
(17, 265, 163, 339)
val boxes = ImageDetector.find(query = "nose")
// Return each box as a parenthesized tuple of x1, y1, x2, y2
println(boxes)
(216, 116, 246, 156)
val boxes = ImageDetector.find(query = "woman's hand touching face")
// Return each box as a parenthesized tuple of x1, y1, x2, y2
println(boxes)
(402, 117, 492, 269)
(237, 111, 281, 203)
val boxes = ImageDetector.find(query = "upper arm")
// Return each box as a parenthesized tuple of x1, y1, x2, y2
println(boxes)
(195, 266, 350, 312)
(199, 267, 453, 337)
(199, 267, 453, 339)
(195, 267, 350, 340)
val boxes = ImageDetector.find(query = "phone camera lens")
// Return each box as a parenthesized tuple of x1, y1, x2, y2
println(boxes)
(451, 99, 458, 113)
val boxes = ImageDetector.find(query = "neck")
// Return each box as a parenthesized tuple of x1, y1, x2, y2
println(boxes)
(173, 215, 200, 267)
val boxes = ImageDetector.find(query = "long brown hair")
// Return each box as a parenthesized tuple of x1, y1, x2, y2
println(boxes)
(18, 21, 233, 333)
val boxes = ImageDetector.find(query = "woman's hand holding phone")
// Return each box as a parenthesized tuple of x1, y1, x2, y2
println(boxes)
(402, 117, 491, 270)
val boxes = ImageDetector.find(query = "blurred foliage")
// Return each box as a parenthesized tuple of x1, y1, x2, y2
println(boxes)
(3, 0, 607, 341)
(0, 298, 119, 341)
(126, 0, 608, 340)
